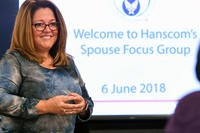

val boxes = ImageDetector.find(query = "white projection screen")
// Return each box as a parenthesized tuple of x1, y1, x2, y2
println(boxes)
(19, 0, 200, 119)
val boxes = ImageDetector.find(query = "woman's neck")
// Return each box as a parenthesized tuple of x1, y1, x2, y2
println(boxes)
(39, 53, 56, 69)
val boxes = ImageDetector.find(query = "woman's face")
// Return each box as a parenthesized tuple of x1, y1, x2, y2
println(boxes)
(32, 8, 58, 53)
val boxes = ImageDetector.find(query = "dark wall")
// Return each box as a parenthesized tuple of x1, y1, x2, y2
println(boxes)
(0, 0, 18, 57)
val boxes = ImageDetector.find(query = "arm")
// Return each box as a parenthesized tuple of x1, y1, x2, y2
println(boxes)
(0, 53, 40, 119)
(78, 84, 94, 121)
(67, 56, 94, 121)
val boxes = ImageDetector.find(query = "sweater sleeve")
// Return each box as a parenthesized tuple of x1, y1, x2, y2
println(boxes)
(67, 56, 94, 121)
(0, 53, 40, 119)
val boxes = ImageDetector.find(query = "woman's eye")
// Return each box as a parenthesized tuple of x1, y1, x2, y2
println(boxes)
(35, 23, 44, 27)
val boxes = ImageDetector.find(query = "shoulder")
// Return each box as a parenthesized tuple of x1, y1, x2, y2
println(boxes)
(1, 50, 32, 67)
(65, 53, 75, 67)
(165, 90, 200, 133)
(174, 90, 200, 124)
(175, 91, 200, 115)
(3, 50, 23, 61)
(0, 50, 20, 63)
(66, 53, 74, 61)
(177, 91, 200, 108)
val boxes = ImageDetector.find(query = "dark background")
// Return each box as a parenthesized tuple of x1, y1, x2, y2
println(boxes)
(0, 0, 18, 56)
(0, 0, 168, 132)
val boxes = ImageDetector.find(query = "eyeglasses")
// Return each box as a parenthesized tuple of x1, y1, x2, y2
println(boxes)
(32, 22, 59, 31)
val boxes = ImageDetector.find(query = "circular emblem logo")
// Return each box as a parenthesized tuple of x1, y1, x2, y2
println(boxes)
(114, 0, 151, 17)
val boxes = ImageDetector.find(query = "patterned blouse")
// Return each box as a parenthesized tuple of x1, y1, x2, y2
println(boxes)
(0, 51, 94, 133)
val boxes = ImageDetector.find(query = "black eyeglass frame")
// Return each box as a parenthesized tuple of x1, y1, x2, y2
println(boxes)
(32, 22, 60, 31)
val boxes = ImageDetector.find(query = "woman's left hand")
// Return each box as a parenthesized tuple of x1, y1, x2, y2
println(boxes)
(64, 93, 87, 114)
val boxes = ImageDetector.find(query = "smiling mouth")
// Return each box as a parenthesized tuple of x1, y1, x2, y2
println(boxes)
(41, 35, 52, 39)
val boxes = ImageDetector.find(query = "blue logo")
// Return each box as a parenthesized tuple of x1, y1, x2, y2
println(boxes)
(114, 0, 151, 17)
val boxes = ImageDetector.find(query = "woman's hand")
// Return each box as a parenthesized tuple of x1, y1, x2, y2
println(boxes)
(67, 93, 87, 114)
(35, 93, 87, 115)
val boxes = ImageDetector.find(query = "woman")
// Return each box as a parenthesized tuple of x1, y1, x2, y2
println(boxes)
(0, 0, 94, 132)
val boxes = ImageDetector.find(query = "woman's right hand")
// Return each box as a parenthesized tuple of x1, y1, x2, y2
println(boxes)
(35, 95, 77, 115)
